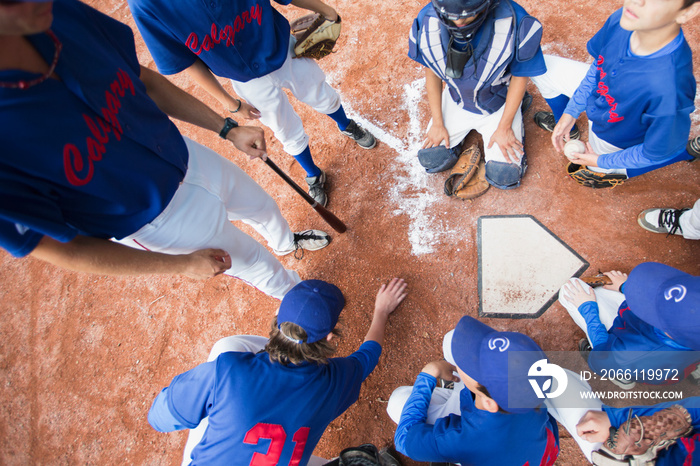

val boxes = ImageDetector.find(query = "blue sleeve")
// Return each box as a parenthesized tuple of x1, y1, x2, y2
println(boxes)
(0, 218, 44, 257)
(578, 301, 610, 348)
(395, 373, 444, 460)
(587, 10, 620, 60)
(604, 397, 700, 430)
(347, 340, 382, 380)
(80, 1, 140, 75)
(148, 388, 192, 432)
(564, 61, 597, 118)
(153, 360, 219, 431)
(129, 6, 198, 75)
(596, 144, 686, 170)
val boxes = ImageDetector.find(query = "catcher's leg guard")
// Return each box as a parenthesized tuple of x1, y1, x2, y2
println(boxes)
(484, 155, 527, 190)
(417, 145, 461, 173)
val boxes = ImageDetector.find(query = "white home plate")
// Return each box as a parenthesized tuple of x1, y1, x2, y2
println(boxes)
(478, 215, 588, 319)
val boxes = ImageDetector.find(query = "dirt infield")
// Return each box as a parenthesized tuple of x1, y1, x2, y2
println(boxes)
(1, 0, 699, 464)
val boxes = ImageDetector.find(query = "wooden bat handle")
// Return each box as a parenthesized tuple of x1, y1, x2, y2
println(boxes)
(263, 158, 347, 233)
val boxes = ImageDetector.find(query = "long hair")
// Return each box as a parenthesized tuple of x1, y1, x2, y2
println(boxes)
(265, 317, 342, 366)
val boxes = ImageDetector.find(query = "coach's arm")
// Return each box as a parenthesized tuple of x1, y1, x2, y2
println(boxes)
(30, 235, 231, 279)
(139, 65, 267, 159)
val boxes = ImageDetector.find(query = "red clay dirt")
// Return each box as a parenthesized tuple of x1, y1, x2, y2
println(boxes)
(1, 0, 699, 465)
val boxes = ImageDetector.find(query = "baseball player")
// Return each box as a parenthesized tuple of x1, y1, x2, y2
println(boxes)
(638, 198, 700, 239)
(576, 398, 700, 466)
(531, 0, 700, 186)
(386, 316, 562, 464)
(148, 278, 408, 465)
(560, 262, 700, 389)
(0, 0, 331, 300)
(410, 0, 546, 191)
(127, 0, 377, 208)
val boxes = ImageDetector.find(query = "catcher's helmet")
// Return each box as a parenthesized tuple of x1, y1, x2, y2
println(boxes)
(431, 0, 498, 39)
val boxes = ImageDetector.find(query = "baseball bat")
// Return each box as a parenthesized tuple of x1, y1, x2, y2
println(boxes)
(263, 157, 347, 233)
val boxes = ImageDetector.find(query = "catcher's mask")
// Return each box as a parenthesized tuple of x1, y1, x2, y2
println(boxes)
(431, 0, 498, 40)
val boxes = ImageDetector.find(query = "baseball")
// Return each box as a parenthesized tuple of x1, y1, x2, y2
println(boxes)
(564, 139, 586, 159)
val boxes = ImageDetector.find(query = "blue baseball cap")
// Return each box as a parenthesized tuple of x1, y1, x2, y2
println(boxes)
(277, 280, 345, 344)
(625, 262, 700, 350)
(445, 316, 547, 413)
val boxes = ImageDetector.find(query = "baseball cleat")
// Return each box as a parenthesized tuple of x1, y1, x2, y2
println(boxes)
(533, 111, 580, 140)
(688, 136, 700, 159)
(341, 120, 376, 149)
(637, 208, 688, 236)
(578, 338, 591, 362)
(274, 229, 331, 259)
(305, 170, 328, 207)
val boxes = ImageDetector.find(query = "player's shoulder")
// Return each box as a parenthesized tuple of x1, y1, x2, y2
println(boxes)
(501, 0, 541, 25)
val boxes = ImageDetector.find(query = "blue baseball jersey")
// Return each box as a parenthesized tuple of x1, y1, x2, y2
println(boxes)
(149, 341, 382, 465)
(395, 373, 560, 465)
(0, 0, 188, 257)
(408, 0, 545, 115)
(584, 9, 695, 164)
(128, 0, 293, 81)
(603, 398, 700, 466)
(580, 300, 699, 384)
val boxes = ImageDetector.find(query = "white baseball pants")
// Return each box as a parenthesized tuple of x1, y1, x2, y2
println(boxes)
(680, 199, 700, 240)
(558, 278, 626, 344)
(117, 138, 300, 299)
(180, 336, 328, 465)
(231, 41, 342, 156)
(437, 88, 525, 166)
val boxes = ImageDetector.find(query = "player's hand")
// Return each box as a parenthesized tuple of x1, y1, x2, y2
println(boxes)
(576, 410, 611, 443)
(551, 114, 577, 153)
(562, 278, 596, 308)
(322, 6, 339, 21)
(423, 123, 450, 149)
(603, 270, 627, 292)
(488, 125, 522, 164)
(373, 278, 408, 318)
(567, 142, 600, 167)
(421, 360, 460, 384)
(236, 100, 262, 120)
(226, 125, 268, 160)
(181, 248, 231, 279)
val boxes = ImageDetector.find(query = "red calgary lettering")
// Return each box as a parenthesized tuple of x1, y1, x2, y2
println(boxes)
(595, 55, 624, 124)
(62, 68, 135, 186)
(681, 434, 696, 465)
(539, 428, 560, 466)
(185, 3, 262, 55)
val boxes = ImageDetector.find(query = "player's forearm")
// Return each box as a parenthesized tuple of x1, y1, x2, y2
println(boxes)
(140, 65, 225, 136)
(290, 0, 337, 20)
(184, 59, 240, 112)
(30, 235, 194, 277)
(364, 313, 389, 345)
(497, 75, 527, 130)
(426, 69, 445, 127)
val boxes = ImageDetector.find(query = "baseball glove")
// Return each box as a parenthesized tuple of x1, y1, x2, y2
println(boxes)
(567, 163, 627, 189)
(444, 144, 481, 196)
(591, 405, 693, 466)
(291, 13, 341, 60)
(581, 273, 613, 287)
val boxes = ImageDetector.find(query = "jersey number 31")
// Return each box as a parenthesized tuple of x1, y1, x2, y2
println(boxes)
(244, 423, 310, 466)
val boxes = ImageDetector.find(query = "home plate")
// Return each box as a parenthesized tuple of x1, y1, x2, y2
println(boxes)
(477, 215, 588, 319)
